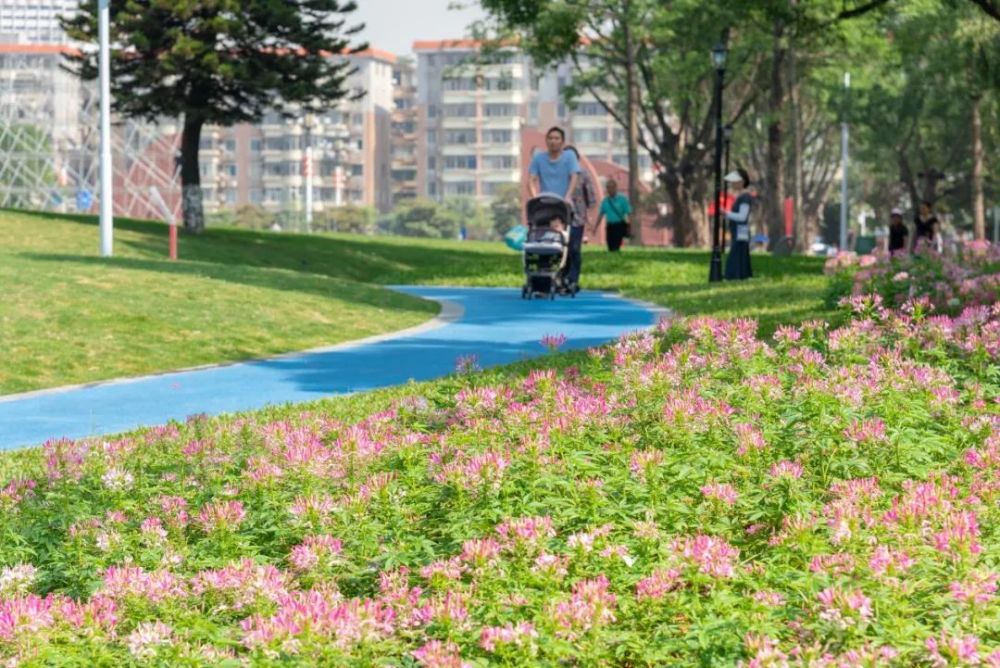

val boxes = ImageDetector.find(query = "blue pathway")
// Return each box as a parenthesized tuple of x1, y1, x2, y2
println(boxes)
(0, 287, 664, 450)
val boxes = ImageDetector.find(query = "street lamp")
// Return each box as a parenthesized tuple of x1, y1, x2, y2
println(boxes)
(709, 42, 727, 283)
(721, 123, 733, 249)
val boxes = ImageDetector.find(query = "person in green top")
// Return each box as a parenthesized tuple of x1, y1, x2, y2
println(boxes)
(592, 178, 632, 252)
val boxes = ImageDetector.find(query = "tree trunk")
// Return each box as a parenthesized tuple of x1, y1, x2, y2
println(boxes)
(897, 151, 919, 211)
(764, 24, 786, 250)
(790, 47, 807, 252)
(662, 171, 707, 248)
(180, 115, 205, 233)
(971, 92, 986, 241)
(623, 13, 643, 246)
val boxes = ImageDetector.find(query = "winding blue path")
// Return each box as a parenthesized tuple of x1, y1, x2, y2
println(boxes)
(0, 287, 664, 450)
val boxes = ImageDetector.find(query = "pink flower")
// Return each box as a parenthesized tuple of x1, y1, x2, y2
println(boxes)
(950, 571, 998, 605)
(673, 534, 740, 579)
(933, 510, 982, 557)
(289, 493, 337, 519)
(0, 594, 57, 641)
(411, 640, 472, 668)
(101, 566, 186, 602)
(241, 591, 395, 650)
(454, 354, 480, 374)
(495, 516, 555, 550)
(701, 483, 739, 505)
(734, 423, 768, 456)
(868, 545, 914, 576)
(926, 631, 981, 667)
(552, 576, 617, 639)
(769, 460, 804, 480)
(197, 499, 246, 533)
(192, 559, 291, 609)
(532, 552, 569, 578)
(809, 553, 856, 576)
(460, 538, 502, 566)
(289, 535, 344, 572)
(420, 556, 465, 582)
(541, 333, 568, 351)
(817, 587, 873, 629)
(843, 418, 888, 444)
(752, 591, 785, 608)
(636, 568, 682, 601)
(629, 450, 664, 480)
(140, 517, 168, 542)
(480, 621, 538, 652)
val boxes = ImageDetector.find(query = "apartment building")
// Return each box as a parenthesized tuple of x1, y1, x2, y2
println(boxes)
(198, 48, 397, 218)
(414, 40, 532, 202)
(0, 0, 76, 44)
(391, 58, 418, 204)
(413, 40, 652, 203)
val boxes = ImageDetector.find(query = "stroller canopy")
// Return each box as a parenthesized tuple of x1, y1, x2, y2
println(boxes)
(526, 193, 573, 227)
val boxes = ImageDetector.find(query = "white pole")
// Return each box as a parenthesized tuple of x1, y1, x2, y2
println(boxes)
(839, 71, 850, 253)
(334, 165, 344, 207)
(993, 206, 999, 243)
(304, 143, 313, 231)
(98, 0, 113, 257)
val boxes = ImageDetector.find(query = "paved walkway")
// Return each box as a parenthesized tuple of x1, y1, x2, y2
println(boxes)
(0, 287, 665, 450)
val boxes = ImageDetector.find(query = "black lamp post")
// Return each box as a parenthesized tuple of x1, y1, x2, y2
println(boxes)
(708, 42, 727, 283)
(721, 123, 733, 249)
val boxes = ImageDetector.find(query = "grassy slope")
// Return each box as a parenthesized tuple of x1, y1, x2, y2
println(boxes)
(0, 211, 437, 395)
(2, 209, 834, 394)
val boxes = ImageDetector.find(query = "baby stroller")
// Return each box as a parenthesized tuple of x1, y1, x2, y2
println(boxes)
(521, 193, 573, 300)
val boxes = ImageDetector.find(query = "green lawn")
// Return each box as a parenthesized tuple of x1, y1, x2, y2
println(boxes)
(1, 209, 835, 395)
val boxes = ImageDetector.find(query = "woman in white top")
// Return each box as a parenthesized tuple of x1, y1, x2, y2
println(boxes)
(724, 168, 753, 281)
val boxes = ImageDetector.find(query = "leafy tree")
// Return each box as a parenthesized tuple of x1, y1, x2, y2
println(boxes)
(389, 199, 461, 238)
(442, 197, 493, 240)
(489, 183, 522, 238)
(319, 205, 376, 234)
(62, 0, 365, 233)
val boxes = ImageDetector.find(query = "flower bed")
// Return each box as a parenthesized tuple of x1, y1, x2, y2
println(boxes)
(825, 241, 1000, 314)
(0, 298, 999, 665)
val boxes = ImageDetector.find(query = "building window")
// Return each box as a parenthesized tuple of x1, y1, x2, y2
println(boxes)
(428, 156, 436, 169)
(250, 139, 262, 152)
(575, 102, 606, 116)
(484, 156, 517, 170)
(443, 129, 475, 144)
(444, 181, 476, 196)
(443, 103, 477, 117)
(444, 156, 477, 169)
(483, 103, 517, 117)
(483, 129, 513, 144)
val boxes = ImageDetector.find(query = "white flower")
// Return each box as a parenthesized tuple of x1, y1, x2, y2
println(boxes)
(101, 467, 134, 491)
(126, 621, 173, 660)
(0, 564, 37, 597)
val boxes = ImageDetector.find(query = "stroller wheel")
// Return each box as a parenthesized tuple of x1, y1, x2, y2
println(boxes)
(521, 286, 528, 300)
(549, 290, 556, 301)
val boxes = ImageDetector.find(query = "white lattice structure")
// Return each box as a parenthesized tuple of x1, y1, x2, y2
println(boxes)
(0, 44, 183, 220)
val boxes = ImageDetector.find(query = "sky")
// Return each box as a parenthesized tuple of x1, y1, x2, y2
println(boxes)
(351, 0, 487, 57)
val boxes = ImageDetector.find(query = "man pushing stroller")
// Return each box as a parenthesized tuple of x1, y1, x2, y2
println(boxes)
(527, 126, 582, 294)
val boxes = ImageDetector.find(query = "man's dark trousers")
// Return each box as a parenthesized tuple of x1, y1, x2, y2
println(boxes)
(566, 224, 584, 287)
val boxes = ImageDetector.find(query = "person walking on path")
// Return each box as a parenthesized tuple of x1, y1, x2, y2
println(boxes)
(888, 207, 908, 255)
(912, 200, 940, 253)
(563, 145, 593, 291)
(593, 178, 632, 252)
(724, 168, 753, 280)
(528, 127, 581, 291)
